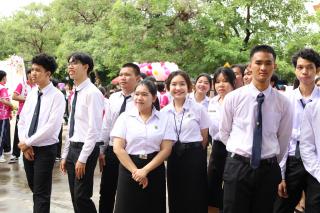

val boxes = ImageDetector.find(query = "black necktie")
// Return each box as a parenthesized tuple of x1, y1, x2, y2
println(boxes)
(251, 93, 265, 169)
(119, 95, 131, 114)
(28, 91, 43, 137)
(69, 90, 78, 138)
(295, 99, 311, 159)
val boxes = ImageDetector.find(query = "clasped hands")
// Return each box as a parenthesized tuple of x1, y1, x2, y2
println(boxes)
(132, 168, 149, 189)
(18, 141, 34, 161)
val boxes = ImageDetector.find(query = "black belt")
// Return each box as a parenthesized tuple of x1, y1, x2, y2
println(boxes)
(287, 155, 303, 162)
(130, 152, 158, 160)
(70, 142, 103, 148)
(174, 142, 202, 149)
(228, 152, 277, 165)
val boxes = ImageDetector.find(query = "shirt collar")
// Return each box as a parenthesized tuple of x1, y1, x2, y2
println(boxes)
(248, 83, 272, 99)
(167, 97, 191, 113)
(128, 106, 160, 120)
(38, 82, 53, 95)
(75, 78, 91, 92)
(294, 86, 320, 101)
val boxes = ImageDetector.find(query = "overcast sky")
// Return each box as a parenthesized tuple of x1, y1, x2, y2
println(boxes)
(0, 0, 319, 18)
(0, 0, 53, 17)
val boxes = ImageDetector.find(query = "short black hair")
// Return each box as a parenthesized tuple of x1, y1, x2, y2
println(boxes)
(291, 48, 320, 68)
(122, 63, 140, 76)
(32, 53, 58, 74)
(0, 70, 6, 81)
(26, 68, 31, 74)
(250, 45, 276, 61)
(68, 52, 94, 73)
(231, 64, 246, 76)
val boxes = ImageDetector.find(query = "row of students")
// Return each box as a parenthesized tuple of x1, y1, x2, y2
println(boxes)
(17, 46, 320, 213)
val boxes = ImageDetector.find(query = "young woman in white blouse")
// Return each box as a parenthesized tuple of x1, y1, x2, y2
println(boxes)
(207, 67, 236, 213)
(190, 73, 212, 109)
(112, 80, 175, 213)
(163, 70, 211, 213)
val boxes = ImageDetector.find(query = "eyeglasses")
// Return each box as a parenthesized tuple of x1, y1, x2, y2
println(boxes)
(67, 61, 81, 67)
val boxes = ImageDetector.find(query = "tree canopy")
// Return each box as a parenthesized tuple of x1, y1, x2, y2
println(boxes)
(0, 0, 319, 84)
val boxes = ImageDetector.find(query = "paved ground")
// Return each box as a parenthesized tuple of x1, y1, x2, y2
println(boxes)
(0, 118, 101, 213)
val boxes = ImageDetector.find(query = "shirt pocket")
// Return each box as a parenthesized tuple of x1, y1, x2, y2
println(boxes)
(263, 111, 281, 135)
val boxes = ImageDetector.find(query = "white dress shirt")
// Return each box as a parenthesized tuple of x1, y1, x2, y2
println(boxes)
(100, 91, 134, 150)
(162, 97, 211, 143)
(18, 82, 65, 147)
(111, 107, 176, 155)
(279, 87, 320, 178)
(219, 83, 293, 161)
(300, 100, 320, 183)
(62, 78, 104, 163)
(208, 95, 222, 141)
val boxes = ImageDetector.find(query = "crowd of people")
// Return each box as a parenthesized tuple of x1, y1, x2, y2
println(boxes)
(0, 44, 319, 213)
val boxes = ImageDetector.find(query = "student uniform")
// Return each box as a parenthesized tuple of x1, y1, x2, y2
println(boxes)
(111, 107, 175, 213)
(207, 95, 227, 209)
(18, 83, 65, 213)
(220, 83, 293, 213)
(300, 100, 320, 213)
(62, 78, 104, 213)
(11, 81, 34, 160)
(189, 92, 210, 109)
(274, 87, 320, 213)
(162, 97, 211, 213)
(99, 90, 134, 213)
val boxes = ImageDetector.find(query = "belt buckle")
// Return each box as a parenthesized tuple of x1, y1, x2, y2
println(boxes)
(139, 154, 148, 160)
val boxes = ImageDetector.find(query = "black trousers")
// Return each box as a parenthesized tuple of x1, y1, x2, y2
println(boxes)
(99, 145, 119, 213)
(0, 119, 11, 153)
(207, 140, 228, 209)
(56, 125, 63, 158)
(273, 157, 308, 213)
(12, 115, 21, 158)
(66, 143, 99, 213)
(23, 144, 57, 213)
(223, 155, 281, 213)
(167, 143, 207, 213)
(305, 173, 320, 213)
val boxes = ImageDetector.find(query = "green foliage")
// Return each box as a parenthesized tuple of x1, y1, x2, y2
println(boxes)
(0, 0, 318, 84)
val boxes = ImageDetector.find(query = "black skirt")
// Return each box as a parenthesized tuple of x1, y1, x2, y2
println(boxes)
(207, 140, 227, 209)
(114, 154, 166, 213)
(167, 142, 207, 213)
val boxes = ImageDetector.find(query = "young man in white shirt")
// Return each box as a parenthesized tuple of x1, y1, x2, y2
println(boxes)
(60, 52, 104, 213)
(274, 48, 320, 213)
(297, 50, 320, 213)
(18, 53, 66, 213)
(220, 45, 293, 213)
(98, 63, 140, 213)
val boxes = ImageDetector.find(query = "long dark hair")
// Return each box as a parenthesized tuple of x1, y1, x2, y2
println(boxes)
(213, 67, 236, 96)
(136, 79, 160, 110)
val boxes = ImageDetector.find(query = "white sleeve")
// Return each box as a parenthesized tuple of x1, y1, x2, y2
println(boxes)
(219, 94, 234, 145)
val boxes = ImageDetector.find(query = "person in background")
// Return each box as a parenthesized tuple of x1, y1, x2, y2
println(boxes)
(163, 70, 211, 213)
(271, 74, 280, 90)
(190, 73, 212, 109)
(9, 69, 35, 164)
(231, 64, 245, 89)
(0, 70, 13, 163)
(207, 67, 236, 213)
(243, 65, 252, 85)
(315, 76, 320, 87)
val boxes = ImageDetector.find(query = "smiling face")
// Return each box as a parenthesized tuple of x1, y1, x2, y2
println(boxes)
(169, 74, 189, 101)
(67, 58, 88, 85)
(195, 76, 210, 95)
(249, 51, 276, 86)
(134, 84, 156, 113)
